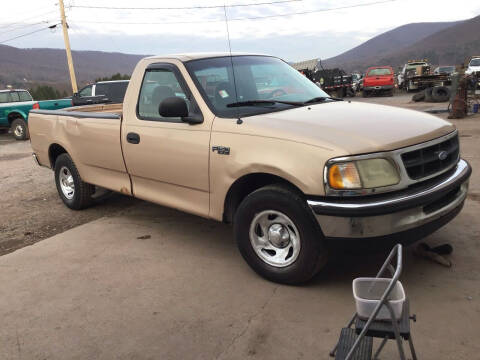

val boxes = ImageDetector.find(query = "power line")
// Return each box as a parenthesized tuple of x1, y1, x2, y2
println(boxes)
(0, 21, 57, 36)
(0, 23, 61, 44)
(0, 10, 58, 30)
(70, 0, 396, 25)
(69, 0, 301, 10)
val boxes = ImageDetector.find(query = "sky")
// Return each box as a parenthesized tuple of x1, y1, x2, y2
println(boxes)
(1, 0, 479, 62)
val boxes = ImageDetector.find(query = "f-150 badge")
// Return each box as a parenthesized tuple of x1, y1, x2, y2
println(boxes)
(212, 146, 230, 155)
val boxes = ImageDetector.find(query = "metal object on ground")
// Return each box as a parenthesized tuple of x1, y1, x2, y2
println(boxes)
(449, 67, 468, 119)
(330, 244, 418, 360)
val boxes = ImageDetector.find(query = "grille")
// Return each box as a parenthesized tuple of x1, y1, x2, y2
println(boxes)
(401, 134, 459, 180)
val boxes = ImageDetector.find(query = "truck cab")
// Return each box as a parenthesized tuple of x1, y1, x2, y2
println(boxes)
(73, 80, 129, 106)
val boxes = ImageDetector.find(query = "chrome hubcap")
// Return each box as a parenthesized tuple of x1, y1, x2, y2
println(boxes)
(59, 166, 75, 199)
(249, 210, 301, 267)
(14, 125, 23, 137)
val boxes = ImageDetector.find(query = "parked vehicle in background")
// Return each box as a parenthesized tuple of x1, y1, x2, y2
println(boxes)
(466, 56, 480, 90)
(399, 59, 449, 91)
(465, 56, 480, 75)
(351, 73, 363, 92)
(399, 60, 430, 91)
(362, 66, 394, 97)
(0, 89, 72, 140)
(72, 80, 129, 106)
(29, 53, 471, 284)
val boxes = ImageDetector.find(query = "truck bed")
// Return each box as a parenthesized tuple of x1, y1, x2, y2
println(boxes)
(29, 103, 131, 195)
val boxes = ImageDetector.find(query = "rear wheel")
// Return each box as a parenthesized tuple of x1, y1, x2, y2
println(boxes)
(362, 90, 369, 98)
(10, 117, 29, 140)
(54, 153, 94, 210)
(234, 184, 327, 284)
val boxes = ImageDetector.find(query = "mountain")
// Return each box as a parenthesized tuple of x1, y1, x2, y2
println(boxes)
(323, 15, 480, 72)
(0, 45, 145, 90)
(382, 15, 480, 67)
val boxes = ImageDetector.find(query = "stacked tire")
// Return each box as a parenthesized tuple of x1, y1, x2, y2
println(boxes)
(412, 86, 450, 103)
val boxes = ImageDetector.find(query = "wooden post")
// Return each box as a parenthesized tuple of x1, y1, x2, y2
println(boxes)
(59, 0, 78, 93)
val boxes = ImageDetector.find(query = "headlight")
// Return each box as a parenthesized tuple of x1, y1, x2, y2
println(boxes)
(327, 158, 400, 190)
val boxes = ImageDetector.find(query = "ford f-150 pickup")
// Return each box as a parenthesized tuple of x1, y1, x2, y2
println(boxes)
(0, 89, 72, 140)
(29, 53, 472, 284)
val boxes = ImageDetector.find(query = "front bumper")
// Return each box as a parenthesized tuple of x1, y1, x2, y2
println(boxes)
(364, 85, 394, 91)
(307, 159, 471, 241)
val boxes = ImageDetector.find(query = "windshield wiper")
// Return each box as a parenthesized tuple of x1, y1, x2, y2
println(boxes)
(226, 100, 303, 108)
(303, 96, 343, 104)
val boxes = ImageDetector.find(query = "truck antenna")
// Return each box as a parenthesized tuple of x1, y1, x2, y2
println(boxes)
(223, 3, 240, 117)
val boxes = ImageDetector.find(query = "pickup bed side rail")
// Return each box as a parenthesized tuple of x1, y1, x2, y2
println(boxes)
(30, 109, 121, 120)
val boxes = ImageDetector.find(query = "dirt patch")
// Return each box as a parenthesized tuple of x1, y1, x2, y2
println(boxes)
(468, 193, 480, 203)
(0, 153, 31, 161)
(0, 134, 140, 256)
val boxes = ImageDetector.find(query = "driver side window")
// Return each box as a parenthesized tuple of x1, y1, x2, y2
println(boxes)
(137, 68, 190, 122)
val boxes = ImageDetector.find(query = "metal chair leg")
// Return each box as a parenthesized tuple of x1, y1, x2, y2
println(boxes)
(386, 303, 407, 360)
(408, 335, 418, 360)
(373, 336, 388, 359)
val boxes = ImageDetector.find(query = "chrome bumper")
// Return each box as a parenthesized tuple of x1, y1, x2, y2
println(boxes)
(307, 159, 471, 239)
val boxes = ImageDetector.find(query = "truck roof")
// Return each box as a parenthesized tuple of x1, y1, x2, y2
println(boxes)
(96, 80, 129, 84)
(145, 52, 267, 62)
(0, 89, 29, 93)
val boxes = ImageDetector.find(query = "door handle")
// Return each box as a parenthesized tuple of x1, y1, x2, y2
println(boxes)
(126, 132, 140, 144)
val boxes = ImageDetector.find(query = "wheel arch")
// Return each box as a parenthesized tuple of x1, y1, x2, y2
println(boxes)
(48, 143, 69, 169)
(7, 110, 27, 124)
(223, 172, 305, 224)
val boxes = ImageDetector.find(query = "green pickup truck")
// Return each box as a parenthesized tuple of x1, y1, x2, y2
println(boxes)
(0, 89, 72, 140)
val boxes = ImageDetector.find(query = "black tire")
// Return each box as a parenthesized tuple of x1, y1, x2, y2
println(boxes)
(424, 87, 434, 102)
(387, 89, 394, 97)
(10, 117, 29, 140)
(412, 92, 425, 102)
(54, 153, 94, 210)
(362, 90, 369, 98)
(432, 86, 450, 102)
(234, 184, 327, 284)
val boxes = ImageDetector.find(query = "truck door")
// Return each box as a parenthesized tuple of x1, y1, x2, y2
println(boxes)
(121, 63, 211, 217)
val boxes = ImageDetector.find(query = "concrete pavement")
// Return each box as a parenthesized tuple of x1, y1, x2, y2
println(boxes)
(1, 200, 479, 360)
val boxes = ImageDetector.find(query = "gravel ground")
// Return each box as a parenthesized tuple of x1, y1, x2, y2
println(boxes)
(0, 133, 140, 255)
(0, 93, 479, 256)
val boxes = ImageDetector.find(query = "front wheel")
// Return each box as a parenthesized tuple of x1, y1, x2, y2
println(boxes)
(54, 153, 94, 210)
(234, 184, 327, 284)
(11, 118, 29, 140)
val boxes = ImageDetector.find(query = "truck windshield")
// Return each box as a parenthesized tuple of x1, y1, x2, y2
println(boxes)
(367, 68, 392, 76)
(470, 59, 480, 66)
(185, 56, 329, 117)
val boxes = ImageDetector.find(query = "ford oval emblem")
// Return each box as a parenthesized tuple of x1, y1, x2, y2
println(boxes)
(438, 151, 448, 160)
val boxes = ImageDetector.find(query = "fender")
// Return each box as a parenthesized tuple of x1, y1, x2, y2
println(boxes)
(6, 109, 29, 123)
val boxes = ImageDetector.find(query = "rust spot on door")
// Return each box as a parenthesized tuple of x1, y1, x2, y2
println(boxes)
(120, 187, 130, 195)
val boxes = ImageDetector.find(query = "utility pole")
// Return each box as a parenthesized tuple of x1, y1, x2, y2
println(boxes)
(59, 0, 78, 93)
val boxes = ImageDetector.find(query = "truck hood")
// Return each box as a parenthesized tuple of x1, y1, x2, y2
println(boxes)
(466, 65, 480, 74)
(235, 101, 455, 155)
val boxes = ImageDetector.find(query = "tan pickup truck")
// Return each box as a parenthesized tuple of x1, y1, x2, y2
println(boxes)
(29, 53, 471, 284)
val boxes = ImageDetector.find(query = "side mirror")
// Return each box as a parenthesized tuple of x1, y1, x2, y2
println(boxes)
(73, 92, 79, 97)
(159, 96, 188, 118)
(159, 96, 203, 124)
